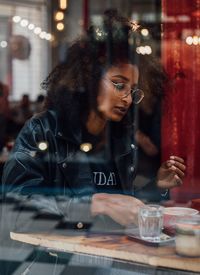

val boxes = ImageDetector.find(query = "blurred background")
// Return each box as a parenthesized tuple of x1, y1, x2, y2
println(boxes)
(0, 0, 200, 209)
(0, 1, 200, 275)
(0, 0, 163, 194)
(0, 0, 162, 101)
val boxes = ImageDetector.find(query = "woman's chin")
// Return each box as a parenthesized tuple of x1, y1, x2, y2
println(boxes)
(108, 114, 124, 122)
(100, 110, 125, 122)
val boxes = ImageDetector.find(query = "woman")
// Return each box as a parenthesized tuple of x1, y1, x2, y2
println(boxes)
(2, 11, 185, 231)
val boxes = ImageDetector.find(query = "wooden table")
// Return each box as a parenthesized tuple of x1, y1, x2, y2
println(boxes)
(10, 231, 200, 274)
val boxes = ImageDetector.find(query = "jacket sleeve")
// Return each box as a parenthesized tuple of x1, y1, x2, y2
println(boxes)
(2, 118, 94, 233)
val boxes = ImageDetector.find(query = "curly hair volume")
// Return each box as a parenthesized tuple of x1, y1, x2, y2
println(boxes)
(41, 10, 167, 129)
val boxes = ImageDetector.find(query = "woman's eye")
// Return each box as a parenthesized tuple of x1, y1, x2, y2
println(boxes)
(114, 83, 125, 91)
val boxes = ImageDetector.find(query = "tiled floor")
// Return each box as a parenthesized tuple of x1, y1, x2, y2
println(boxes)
(0, 199, 115, 275)
(0, 199, 197, 275)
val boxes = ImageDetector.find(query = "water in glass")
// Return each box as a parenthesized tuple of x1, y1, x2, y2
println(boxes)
(138, 204, 164, 242)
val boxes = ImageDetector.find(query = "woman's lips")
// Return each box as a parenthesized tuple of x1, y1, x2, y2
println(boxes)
(113, 106, 128, 116)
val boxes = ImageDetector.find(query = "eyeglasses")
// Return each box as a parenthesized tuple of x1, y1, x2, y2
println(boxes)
(106, 79, 144, 104)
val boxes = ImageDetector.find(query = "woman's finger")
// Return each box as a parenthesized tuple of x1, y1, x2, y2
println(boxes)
(170, 155, 185, 163)
(170, 166, 185, 178)
(170, 160, 186, 171)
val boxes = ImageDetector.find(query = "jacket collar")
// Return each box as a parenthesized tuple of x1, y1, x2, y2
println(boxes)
(48, 109, 82, 145)
(48, 109, 134, 154)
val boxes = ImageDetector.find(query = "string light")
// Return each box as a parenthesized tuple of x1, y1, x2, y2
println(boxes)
(55, 11, 64, 21)
(20, 19, 29, 27)
(28, 23, 35, 30)
(80, 143, 92, 152)
(185, 35, 200, 45)
(130, 20, 140, 31)
(39, 31, 47, 39)
(59, 0, 67, 10)
(141, 28, 149, 36)
(186, 36, 193, 45)
(38, 142, 48, 151)
(11, 16, 52, 42)
(136, 45, 152, 55)
(34, 27, 42, 35)
(144, 45, 152, 54)
(56, 22, 64, 31)
(12, 16, 21, 23)
(0, 41, 7, 48)
(193, 35, 199, 45)
(45, 33, 52, 40)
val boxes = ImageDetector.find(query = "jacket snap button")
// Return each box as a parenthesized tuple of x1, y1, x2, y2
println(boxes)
(58, 132, 63, 137)
(130, 166, 134, 172)
(77, 222, 83, 229)
(131, 144, 135, 149)
(62, 163, 67, 168)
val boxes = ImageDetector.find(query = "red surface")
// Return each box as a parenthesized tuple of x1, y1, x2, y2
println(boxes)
(161, 0, 200, 202)
(191, 198, 200, 211)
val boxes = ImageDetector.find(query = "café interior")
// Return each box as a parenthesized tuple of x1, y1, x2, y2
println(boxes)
(0, 0, 200, 274)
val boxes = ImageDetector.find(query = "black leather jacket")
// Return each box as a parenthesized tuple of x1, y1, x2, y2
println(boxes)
(2, 110, 137, 229)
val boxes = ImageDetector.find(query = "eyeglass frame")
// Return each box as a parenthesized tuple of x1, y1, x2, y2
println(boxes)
(104, 78, 144, 104)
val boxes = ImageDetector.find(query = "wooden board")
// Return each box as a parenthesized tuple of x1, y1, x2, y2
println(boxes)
(10, 232, 200, 273)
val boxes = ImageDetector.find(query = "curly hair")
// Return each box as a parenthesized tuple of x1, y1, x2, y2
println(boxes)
(138, 54, 168, 114)
(41, 9, 167, 127)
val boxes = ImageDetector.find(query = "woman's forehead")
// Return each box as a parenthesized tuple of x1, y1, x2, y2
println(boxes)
(105, 64, 139, 80)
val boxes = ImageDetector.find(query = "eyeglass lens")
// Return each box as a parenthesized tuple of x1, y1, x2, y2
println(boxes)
(131, 89, 144, 104)
(108, 79, 144, 104)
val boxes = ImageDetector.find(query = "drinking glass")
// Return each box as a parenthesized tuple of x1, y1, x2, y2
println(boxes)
(138, 204, 164, 242)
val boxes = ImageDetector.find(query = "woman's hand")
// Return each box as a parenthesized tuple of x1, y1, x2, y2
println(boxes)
(91, 193, 144, 226)
(157, 156, 186, 189)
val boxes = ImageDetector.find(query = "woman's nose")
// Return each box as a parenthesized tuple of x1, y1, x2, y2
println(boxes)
(121, 93, 132, 105)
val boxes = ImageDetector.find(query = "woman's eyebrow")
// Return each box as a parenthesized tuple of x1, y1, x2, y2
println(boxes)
(111, 75, 129, 81)
(111, 75, 138, 87)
